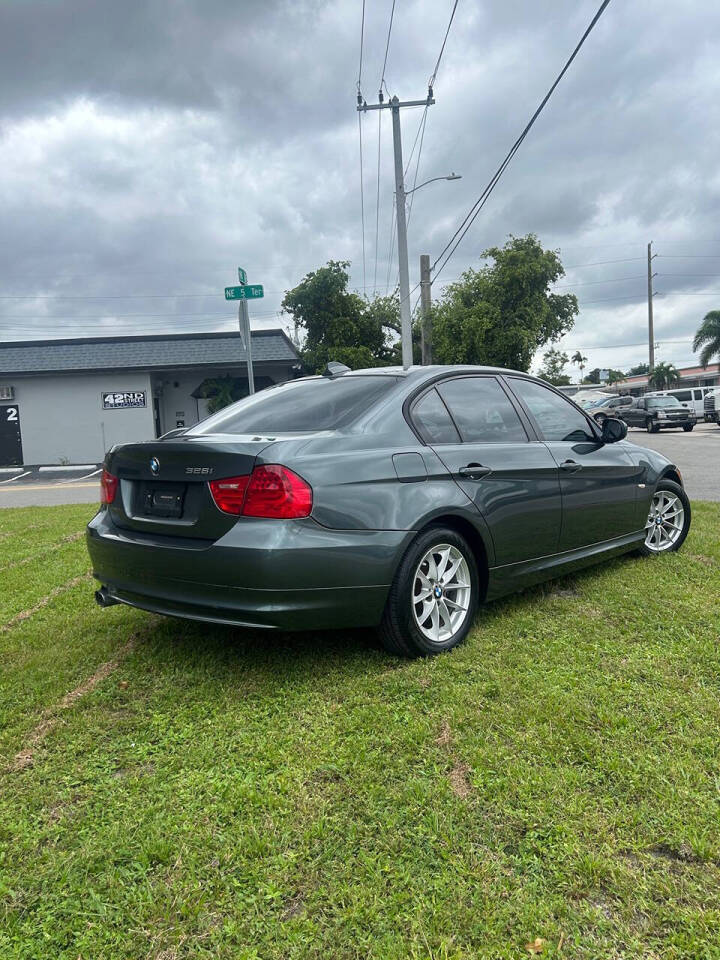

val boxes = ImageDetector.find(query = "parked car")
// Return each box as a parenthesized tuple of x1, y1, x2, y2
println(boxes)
(703, 388, 720, 426)
(589, 394, 635, 424)
(620, 396, 697, 432)
(87, 365, 691, 658)
(645, 386, 715, 418)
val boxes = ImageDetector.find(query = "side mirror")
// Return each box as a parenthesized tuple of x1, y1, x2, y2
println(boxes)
(601, 417, 627, 443)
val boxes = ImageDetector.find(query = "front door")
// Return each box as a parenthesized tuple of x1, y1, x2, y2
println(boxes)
(505, 377, 640, 552)
(410, 376, 562, 565)
(0, 404, 23, 466)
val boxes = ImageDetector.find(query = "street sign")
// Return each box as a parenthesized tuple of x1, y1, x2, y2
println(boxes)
(225, 284, 264, 301)
(238, 267, 247, 285)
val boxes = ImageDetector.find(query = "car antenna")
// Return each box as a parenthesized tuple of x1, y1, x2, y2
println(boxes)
(322, 361, 351, 378)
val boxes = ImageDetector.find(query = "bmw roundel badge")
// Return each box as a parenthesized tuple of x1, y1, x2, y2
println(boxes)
(150, 457, 160, 475)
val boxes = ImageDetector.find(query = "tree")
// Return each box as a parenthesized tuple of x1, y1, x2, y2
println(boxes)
(693, 310, 720, 367)
(538, 348, 571, 386)
(626, 362, 649, 377)
(583, 367, 624, 385)
(431, 235, 578, 370)
(281, 261, 399, 373)
(648, 362, 680, 390)
(571, 350, 588, 381)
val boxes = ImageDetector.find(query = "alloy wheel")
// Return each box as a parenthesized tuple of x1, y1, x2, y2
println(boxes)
(644, 490, 685, 552)
(411, 543, 471, 644)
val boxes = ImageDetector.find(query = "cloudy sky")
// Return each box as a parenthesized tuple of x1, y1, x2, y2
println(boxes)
(1, 0, 720, 376)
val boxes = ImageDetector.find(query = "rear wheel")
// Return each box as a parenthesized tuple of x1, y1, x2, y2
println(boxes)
(379, 526, 479, 657)
(639, 480, 691, 556)
(683, 424, 694, 432)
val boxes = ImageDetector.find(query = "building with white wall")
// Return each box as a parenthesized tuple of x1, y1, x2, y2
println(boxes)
(0, 330, 301, 466)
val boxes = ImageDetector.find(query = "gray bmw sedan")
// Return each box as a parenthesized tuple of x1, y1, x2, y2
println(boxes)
(87, 364, 690, 657)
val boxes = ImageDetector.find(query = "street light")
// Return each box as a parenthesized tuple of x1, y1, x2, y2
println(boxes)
(405, 172, 462, 195)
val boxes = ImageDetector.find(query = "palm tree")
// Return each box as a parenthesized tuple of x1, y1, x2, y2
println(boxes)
(648, 362, 680, 390)
(693, 310, 720, 367)
(571, 350, 588, 381)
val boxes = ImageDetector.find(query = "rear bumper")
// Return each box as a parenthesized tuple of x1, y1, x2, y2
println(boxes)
(86, 509, 411, 631)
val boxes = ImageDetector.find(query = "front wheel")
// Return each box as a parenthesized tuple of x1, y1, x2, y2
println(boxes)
(379, 526, 479, 657)
(683, 424, 694, 432)
(639, 480, 691, 556)
(646, 418, 659, 433)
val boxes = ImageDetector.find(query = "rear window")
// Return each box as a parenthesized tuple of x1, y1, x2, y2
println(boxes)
(188, 375, 400, 435)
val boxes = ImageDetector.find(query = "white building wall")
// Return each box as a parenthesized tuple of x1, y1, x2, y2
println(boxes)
(11, 371, 154, 465)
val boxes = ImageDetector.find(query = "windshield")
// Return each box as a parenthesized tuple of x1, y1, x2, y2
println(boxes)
(647, 396, 681, 408)
(188, 375, 401, 435)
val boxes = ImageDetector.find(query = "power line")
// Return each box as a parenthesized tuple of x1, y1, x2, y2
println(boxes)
(379, 0, 397, 95)
(431, 0, 612, 281)
(429, 0, 460, 89)
(565, 257, 646, 269)
(554, 274, 646, 289)
(406, 106, 429, 229)
(358, 112, 367, 293)
(373, 110, 382, 294)
(357, 0, 367, 292)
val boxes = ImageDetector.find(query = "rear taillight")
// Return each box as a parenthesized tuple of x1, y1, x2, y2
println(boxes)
(209, 464, 312, 519)
(208, 475, 250, 515)
(100, 469, 118, 505)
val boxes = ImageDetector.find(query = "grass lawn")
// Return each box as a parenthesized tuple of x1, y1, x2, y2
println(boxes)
(1, 502, 720, 959)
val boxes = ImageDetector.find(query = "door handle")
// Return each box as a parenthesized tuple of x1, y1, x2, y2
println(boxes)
(560, 459, 582, 473)
(458, 463, 492, 479)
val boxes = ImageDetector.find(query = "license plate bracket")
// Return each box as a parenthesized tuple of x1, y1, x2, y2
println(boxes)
(142, 485, 186, 518)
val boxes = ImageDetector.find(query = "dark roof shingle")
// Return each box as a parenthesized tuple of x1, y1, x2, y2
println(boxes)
(0, 330, 299, 375)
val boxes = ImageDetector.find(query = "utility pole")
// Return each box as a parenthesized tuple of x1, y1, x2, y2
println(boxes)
(419, 254, 432, 364)
(358, 92, 435, 369)
(239, 299, 255, 395)
(647, 241, 657, 373)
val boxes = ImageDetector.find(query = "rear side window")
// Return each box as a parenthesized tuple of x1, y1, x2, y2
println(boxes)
(437, 377, 528, 443)
(508, 377, 595, 442)
(189, 375, 400, 435)
(411, 388, 460, 444)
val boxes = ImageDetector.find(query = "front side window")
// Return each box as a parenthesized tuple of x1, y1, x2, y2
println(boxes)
(436, 377, 528, 443)
(189, 375, 400, 435)
(508, 378, 596, 442)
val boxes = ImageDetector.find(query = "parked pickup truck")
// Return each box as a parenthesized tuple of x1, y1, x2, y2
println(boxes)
(703, 388, 720, 426)
(620, 396, 697, 433)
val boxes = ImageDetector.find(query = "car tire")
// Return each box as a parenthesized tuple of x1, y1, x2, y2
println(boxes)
(683, 424, 694, 432)
(379, 526, 479, 658)
(638, 479, 691, 557)
(646, 418, 659, 433)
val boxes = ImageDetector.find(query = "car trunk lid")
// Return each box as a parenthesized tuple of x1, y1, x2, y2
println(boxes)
(106, 435, 275, 540)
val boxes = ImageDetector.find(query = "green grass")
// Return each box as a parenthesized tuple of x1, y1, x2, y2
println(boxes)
(1, 502, 720, 959)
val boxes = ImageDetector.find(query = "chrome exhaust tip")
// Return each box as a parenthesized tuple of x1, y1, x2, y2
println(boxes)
(95, 586, 119, 608)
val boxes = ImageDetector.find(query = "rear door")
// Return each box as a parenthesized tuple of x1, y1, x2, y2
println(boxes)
(411, 376, 562, 565)
(505, 377, 640, 551)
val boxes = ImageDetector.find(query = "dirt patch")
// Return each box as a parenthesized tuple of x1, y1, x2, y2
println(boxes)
(0, 572, 92, 633)
(435, 719, 452, 747)
(282, 893, 306, 921)
(449, 760, 471, 798)
(690, 554, 715, 566)
(7, 635, 139, 772)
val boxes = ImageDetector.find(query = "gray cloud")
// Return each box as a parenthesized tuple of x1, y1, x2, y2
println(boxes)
(1, 0, 720, 375)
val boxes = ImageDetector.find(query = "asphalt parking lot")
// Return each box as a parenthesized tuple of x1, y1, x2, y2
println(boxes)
(0, 423, 718, 510)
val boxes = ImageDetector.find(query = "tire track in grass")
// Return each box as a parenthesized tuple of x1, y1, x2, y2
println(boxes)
(4, 530, 85, 572)
(0, 572, 93, 634)
(9, 633, 140, 772)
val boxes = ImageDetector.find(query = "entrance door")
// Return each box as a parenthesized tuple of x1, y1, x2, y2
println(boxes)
(0, 404, 23, 466)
